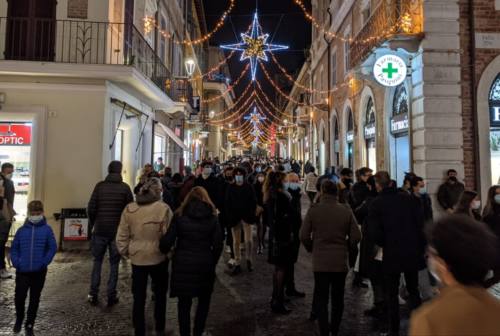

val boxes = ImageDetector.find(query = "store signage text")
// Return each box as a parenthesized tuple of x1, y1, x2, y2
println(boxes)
(491, 105, 500, 127)
(373, 54, 407, 87)
(0, 123, 32, 146)
(391, 114, 409, 134)
(346, 130, 354, 143)
(364, 124, 376, 139)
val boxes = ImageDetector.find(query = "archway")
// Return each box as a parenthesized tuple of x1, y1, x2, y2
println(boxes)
(319, 119, 326, 175)
(388, 83, 410, 186)
(330, 110, 340, 168)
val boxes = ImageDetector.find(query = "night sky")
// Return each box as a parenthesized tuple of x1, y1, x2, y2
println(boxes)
(202, 0, 312, 102)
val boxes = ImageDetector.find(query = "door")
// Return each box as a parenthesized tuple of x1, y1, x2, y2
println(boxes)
(394, 135, 410, 187)
(6, 0, 56, 61)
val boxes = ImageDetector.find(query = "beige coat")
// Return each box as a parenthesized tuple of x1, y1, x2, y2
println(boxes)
(116, 200, 173, 266)
(409, 285, 500, 336)
(300, 195, 361, 272)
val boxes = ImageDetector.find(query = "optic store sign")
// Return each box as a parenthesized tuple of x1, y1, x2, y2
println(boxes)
(373, 55, 407, 87)
(0, 123, 32, 146)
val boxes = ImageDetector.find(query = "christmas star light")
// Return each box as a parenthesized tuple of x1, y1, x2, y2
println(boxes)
(244, 106, 267, 125)
(220, 11, 289, 81)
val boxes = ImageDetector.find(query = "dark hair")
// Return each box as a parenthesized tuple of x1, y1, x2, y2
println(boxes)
(28, 200, 44, 213)
(374, 171, 391, 189)
(157, 157, 163, 161)
(483, 185, 500, 218)
(340, 168, 353, 176)
(233, 167, 246, 176)
(447, 169, 457, 176)
(201, 161, 213, 168)
(429, 215, 497, 286)
(172, 173, 183, 183)
(358, 167, 372, 177)
(108, 161, 123, 174)
(454, 190, 477, 215)
(1, 162, 13, 172)
(263, 171, 286, 203)
(309, 167, 315, 173)
(410, 176, 423, 188)
(404, 172, 417, 185)
(321, 180, 338, 196)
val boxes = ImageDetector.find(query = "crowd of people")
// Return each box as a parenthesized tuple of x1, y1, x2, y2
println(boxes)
(1, 157, 500, 336)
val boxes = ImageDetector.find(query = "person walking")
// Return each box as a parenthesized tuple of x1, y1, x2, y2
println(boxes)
(194, 162, 222, 211)
(160, 187, 223, 336)
(0, 162, 16, 279)
(300, 180, 361, 336)
(454, 190, 482, 220)
(367, 172, 424, 336)
(225, 167, 257, 275)
(481, 185, 500, 287)
(409, 215, 500, 336)
(284, 173, 305, 298)
(337, 168, 354, 205)
(87, 161, 133, 306)
(303, 167, 319, 204)
(265, 171, 294, 314)
(116, 178, 173, 336)
(437, 169, 465, 213)
(134, 164, 160, 194)
(254, 172, 266, 255)
(167, 173, 184, 211)
(220, 167, 236, 265)
(11, 201, 57, 336)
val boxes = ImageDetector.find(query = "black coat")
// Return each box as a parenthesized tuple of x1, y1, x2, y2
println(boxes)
(254, 181, 264, 207)
(87, 174, 133, 238)
(225, 183, 257, 227)
(437, 181, 465, 211)
(366, 187, 425, 273)
(267, 190, 294, 266)
(483, 207, 500, 270)
(160, 200, 223, 298)
(194, 175, 223, 210)
(288, 188, 303, 263)
(351, 181, 371, 210)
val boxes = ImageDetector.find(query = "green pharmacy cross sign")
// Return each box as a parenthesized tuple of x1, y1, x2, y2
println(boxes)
(374, 54, 407, 87)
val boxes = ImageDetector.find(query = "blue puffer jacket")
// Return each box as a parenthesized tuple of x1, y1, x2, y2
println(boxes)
(11, 218, 57, 273)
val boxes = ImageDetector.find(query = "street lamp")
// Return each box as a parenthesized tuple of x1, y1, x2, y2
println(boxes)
(185, 58, 196, 77)
(209, 110, 215, 119)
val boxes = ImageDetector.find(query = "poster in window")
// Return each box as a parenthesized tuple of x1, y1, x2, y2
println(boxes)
(63, 218, 89, 241)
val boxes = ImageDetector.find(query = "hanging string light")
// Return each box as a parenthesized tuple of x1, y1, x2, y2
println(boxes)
(201, 64, 250, 103)
(188, 50, 236, 82)
(258, 61, 308, 106)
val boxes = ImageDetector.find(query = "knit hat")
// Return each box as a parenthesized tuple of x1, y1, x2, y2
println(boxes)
(108, 161, 123, 174)
(28, 200, 44, 213)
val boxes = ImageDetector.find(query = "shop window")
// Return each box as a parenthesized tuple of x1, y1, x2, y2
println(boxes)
(346, 108, 354, 169)
(489, 74, 500, 184)
(364, 97, 376, 170)
(154, 134, 166, 164)
(333, 116, 340, 166)
(114, 129, 124, 161)
(390, 84, 410, 186)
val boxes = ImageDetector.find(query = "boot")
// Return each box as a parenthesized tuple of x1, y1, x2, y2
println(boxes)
(286, 287, 306, 298)
(270, 299, 292, 315)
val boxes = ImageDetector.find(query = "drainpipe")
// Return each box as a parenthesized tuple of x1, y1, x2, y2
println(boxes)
(324, 3, 333, 168)
(469, 0, 480, 193)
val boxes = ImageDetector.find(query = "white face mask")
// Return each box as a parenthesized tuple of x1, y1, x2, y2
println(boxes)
(202, 168, 212, 178)
(428, 256, 441, 284)
(4, 173, 12, 180)
(235, 175, 244, 185)
(472, 200, 481, 210)
(29, 215, 44, 224)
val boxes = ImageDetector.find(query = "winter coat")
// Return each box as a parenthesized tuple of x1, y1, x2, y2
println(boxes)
(357, 196, 377, 277)
(225, 182, 257, 227)
(291, 163, 301, 175)
(351, 181, 371, 210)
(87, 173, 134, 239)
(288, 188, 303, 263)
(367, 187, 425, 273)
(194, 175, 223, 210)
(267, 190, 294, 265)
(437, 180, 465, 211)
(303, 172, 319, 193)
(254, 181, 264, 207)
(482, 206, 500, 271)
(116, 197, 173, 266)
(179, 175, 196, 203)
(0, 173, 15, 222)
(167, 182, 184, 211)
(300, 195, 361, 273)
(160, 200, 223, 298)
(11, 218, 57, 273)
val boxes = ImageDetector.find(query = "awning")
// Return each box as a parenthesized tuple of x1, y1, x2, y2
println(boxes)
(157, 123, 189, 151)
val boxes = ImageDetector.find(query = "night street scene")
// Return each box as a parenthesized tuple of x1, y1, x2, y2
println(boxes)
(1, 0, 500, 335)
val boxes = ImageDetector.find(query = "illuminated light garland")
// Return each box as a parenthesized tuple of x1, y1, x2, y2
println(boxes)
(188, 50, 236, 82)
(254, 86, 294, 118)
(147, 0, 236, 46)
(207, 80, 256, 118)
(220, 11, 289, 81)
(208, 92, 257, 124)
(201, 63, 250, 103)
(258, 61, 307, 106)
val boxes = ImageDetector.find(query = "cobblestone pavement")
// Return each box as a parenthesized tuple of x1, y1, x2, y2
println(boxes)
(1, 198, 499, 336)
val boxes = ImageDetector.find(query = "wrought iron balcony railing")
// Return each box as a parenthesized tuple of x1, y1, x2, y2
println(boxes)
(0, 17, 193, 103)
(350, 0, 423, 68)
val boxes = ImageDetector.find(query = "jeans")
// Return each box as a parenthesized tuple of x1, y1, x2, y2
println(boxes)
(178, 293, 212, 336)
(15, 269, 47, 326)
(231, 221, 253, 266)
(314, 272, 347, 336)
(132, 262, 169, 336)
(383, 271, 422, 335)
(307, 192, 316, 204)
(89, 235, 121, 299)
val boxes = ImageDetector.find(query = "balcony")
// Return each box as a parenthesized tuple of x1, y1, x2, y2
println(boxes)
(350, 0, 423, 68)
(168, 77, 195, 110)
(0, 17, 177, 100)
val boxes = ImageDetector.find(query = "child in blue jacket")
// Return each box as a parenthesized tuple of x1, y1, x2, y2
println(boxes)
(11, 200, 57, 336)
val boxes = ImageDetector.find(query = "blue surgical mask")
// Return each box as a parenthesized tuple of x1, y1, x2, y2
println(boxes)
(288, 183, 300, 191)
(235, 175, 244, 184)
(494, 195, 500, 205)
(255, 167, 262, 173)
(283, 182, 290, 190)
(419, 188, 427, 195)
(29, 215, 44, 224)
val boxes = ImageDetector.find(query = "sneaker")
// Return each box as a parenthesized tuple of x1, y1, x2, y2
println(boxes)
(286, 288, 306, 298)
(13, 320, 22, 333)
(230, 265, 242, 276)
(25, 324, 34, 336)
(0, 269, 12, 279)
(227, 258, 236, 267)
(225, 246, 231, 254)
(87, 294, 99, 306)
(107, 296, 119, 307)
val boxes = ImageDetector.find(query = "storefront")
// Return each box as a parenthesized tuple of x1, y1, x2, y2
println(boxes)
(346, 108, 355, 170)
(389, 84, 411, 186)
(332, 116, 340, 167)
(489, 74, 500, 184)
(364, 98, 376, 170)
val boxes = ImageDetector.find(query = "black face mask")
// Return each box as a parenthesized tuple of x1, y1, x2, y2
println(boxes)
(225, 176, 234, 182)
(449, 176, 458, 183)
(344, 178, 353, 185)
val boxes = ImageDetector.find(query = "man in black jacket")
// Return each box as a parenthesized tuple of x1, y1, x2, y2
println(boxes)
(194, 161, 223, 211)
(87, 161, 133, 306)
(367, 171, 423, 336)
(437, 169, 465, 213)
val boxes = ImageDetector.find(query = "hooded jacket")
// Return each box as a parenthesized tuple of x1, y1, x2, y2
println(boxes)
(116, 195, 173, 266)
(11, 218, 57, 273)
(87, 173, 134, 238)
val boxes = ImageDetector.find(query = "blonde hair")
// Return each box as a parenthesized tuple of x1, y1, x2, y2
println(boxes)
(176, 186, 217, 216)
